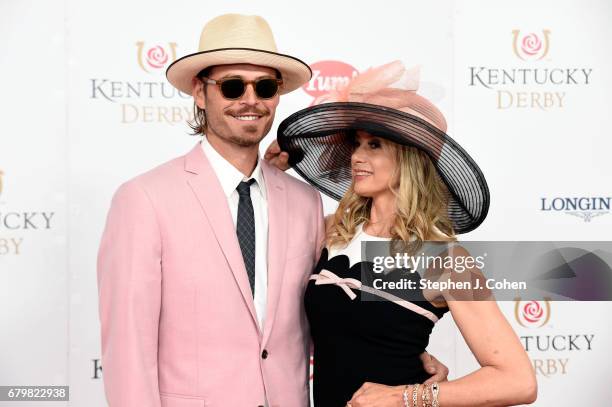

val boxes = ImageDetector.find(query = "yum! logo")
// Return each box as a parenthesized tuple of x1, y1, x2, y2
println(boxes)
(302, 60, 358, 105)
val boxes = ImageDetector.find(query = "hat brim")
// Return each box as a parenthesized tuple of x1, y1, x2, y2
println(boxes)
(277, 102, 490, 234)
(166, 47, 312, 95)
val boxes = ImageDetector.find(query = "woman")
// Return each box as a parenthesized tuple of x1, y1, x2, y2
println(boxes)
(266, 61, 537, 406)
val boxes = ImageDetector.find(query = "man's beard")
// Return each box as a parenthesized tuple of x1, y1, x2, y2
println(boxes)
(207, 107, 272, 147)
(227, 131, 260, 147)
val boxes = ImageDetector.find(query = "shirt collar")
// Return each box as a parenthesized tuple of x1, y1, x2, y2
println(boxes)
(201, 136, 266, 200)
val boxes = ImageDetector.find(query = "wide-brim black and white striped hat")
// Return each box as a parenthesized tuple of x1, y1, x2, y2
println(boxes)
(277, 102, 490, 234)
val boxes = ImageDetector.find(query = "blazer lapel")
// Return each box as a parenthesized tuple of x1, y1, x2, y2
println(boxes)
(261, 160, 288, 347)
(184, 142, 259, 330)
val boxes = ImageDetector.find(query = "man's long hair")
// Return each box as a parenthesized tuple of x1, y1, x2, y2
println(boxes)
(187, 67, 212, 136)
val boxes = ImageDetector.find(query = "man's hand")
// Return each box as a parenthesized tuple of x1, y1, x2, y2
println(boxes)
(263, 140, 290, 171)
(348, 382, 403, 407)
(420, 351, 449, 384)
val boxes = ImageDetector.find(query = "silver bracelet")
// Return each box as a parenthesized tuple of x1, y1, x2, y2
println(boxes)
(431, 382, 440, 407)
(403, 385, 411, 407)
(412, 383, 420, 407)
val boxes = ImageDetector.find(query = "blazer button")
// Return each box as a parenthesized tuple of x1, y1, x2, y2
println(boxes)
(261, 349, 269, 359)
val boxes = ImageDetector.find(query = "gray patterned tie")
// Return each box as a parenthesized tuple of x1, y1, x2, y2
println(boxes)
(236, 179, 256, 296)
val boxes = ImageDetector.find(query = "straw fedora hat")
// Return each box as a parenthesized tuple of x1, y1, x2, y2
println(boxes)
(166, 14, 312, 95)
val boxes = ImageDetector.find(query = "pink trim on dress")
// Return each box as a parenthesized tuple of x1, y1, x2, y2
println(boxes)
(310, 270, 439, 323)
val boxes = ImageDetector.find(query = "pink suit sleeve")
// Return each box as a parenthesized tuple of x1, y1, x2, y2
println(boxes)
(97, 180, 162, 407)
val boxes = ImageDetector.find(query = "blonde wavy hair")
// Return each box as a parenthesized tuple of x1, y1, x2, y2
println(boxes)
(326, 134, 457, 250)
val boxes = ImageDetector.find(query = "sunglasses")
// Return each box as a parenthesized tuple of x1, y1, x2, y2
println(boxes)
(201, 76, 283, 100)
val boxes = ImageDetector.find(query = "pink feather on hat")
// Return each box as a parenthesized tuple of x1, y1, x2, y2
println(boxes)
(314, 60, 447, 132)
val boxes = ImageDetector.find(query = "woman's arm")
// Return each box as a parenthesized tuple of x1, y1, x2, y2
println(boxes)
(431, 245, 537, 406)
(433, 299, 537, 406)
(349, 245, 536, 407)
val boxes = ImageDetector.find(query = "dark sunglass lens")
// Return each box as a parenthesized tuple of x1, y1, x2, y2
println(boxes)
(220, 79, 245, 99)
(255, 79, 278, 99)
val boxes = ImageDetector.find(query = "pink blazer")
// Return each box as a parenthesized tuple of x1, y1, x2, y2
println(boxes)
(97, 142, 325, 407)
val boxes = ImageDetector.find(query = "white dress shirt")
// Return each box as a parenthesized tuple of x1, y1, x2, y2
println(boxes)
(201, 136, 269, 332)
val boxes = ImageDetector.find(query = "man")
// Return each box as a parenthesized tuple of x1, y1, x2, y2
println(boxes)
(97, 14, 447, 407)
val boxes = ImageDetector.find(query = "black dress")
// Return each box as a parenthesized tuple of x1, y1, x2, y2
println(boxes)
(305, 226, 449, 407)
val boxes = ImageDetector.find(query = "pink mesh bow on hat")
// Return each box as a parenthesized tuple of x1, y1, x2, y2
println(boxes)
(313, 60, 447, 133)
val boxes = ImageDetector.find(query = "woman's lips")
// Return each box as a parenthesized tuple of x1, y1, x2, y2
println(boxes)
(352, 170, 372, 181)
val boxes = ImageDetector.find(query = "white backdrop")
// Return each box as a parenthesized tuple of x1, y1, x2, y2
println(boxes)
(0, 0, 611, 405)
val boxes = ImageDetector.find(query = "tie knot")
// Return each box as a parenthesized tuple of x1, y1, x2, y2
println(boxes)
(236, 178, 256, 196)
